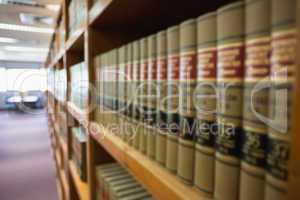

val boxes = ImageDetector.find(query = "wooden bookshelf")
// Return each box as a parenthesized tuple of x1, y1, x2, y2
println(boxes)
(89, 123, 210, 200)
(67, 102, 88, 126)
(69, 161, 89, 200)
(46, 0, 300, 200)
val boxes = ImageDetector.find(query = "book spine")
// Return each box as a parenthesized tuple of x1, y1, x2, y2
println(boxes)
(147, 34, 158, 159)
(99, 55, 104, 124)
(139, 38, 149, 152)
(125, 43, 133, 143)
(166, 25, 180, 174)
(177, 19, 197, 184)
(240, 1, 271, 200)
(194, 12, 217, 196)
(104, 52, 111, 126)
(111, 49, 118, 128)
(215, 2, 245, 200)
(106, 51, 113, 127)
(156, 30, 168, 166)
(102, 53, 108, 127)
(118, 46, 127, 140)
(265, 0, 296, 199)
(132, 41, 141, 146)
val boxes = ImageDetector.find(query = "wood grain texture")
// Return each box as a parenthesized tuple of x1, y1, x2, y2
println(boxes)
(69, 161, 89, 200)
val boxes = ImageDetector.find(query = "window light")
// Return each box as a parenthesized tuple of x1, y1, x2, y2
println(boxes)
(4, 46, 48, 52)
(0, 37, 18, 43)
(0, 23, 54, 34)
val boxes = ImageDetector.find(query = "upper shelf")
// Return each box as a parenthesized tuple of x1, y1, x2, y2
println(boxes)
(89, 0, 235, 32)
(67, 102, 89, 126)
(89, 122, 211, 200)
(66, 25, 85, 52)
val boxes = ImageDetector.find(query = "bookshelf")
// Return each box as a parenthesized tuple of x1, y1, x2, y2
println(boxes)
(46, 0, 300, 200)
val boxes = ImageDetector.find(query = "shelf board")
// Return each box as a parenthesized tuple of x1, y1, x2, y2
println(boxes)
(55, 149, 62, 168)
(49, 49, 65, 68)
(66, 26, 85, 52)
(88, 0, 234, 32)
(69, 160, 89, 200)
(55, 176, 64, 200)
(89, 122, 210, 200)
(59, 134, 68, 158)
(60, 167, 70, 200)
(67, 102, 88, 126)
(89, 0, 112, 26)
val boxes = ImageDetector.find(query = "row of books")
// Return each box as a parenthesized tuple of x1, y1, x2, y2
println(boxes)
(72, 126, 87, 181)
(53, 69, 67, 103)
(94, 0, 296, 200)
(70, 62, 89, 110)
(96, 163, 152, 200)
(68, 0, 86, 36)
(57, 107, 67, 142)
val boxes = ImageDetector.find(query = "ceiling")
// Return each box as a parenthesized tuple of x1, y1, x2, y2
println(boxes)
(0, 0, 61, 68)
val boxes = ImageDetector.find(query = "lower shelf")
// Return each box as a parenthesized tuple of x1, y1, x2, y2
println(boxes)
(69, 160, 89, 200)
(90, 122, 210, 200)
(59, 167, 69, 200)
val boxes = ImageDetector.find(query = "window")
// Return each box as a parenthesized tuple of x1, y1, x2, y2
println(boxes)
(2, 68, 46, 92)
(0, 67, 7, 92)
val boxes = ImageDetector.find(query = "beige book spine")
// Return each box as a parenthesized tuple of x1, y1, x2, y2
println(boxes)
(166, 25, 180, 174)
(240, 0, 271, 200)
(194, 11, 217, 197)
(177, 18, 197, 185)
(265, 0, 296, 200)
(215, 2, 245, 200)
(146, 34, 158, 159)
(155, 30, 168, 166)
(139, 38, 149, 152)
(125, 43, 133, 143)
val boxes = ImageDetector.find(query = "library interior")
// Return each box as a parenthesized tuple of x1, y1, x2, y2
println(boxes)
(0, 0, 299, 200)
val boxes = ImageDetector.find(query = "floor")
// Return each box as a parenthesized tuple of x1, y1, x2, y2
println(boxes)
(0, 110, 58, 200)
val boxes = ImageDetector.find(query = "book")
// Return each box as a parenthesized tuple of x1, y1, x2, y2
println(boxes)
(177, 18, 197, 185)
(118, 46, 127, 140)
(81, 62, 89, 111)
(265, 0, 296, 200)
(95, 55, 101, 123)
(139, 38, 149, 151)
(156, 30, 168, 166)
(194, 11, 217, 196)
(132, 41, 141, 147)
(215, 2, 244, 200)
(102, 52, 109, 128)
(166, 25, 180, 174)
(147, 34, 158, 159)
(96, 162, 152, 200)
(111, 49, 119, 128)
(72, 126, 87, 181)
(125, 43, 134, 143)
(240, 0, 271, 200)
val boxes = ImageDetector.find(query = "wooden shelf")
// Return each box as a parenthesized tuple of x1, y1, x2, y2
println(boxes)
(89, 122, 210, 200)
(49, 49, 65, 69)
(69, 160, 89, 200)
(55, 149, 62, 168)
(46, 0, 300, 199)
(67, 102, 88, 126)
(55, 177, 64, 200)
(59, 134, 68, 158)
(66, 26, 85, 52)
(89, 0, 112, 26)
(60, 167, 70, 200)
